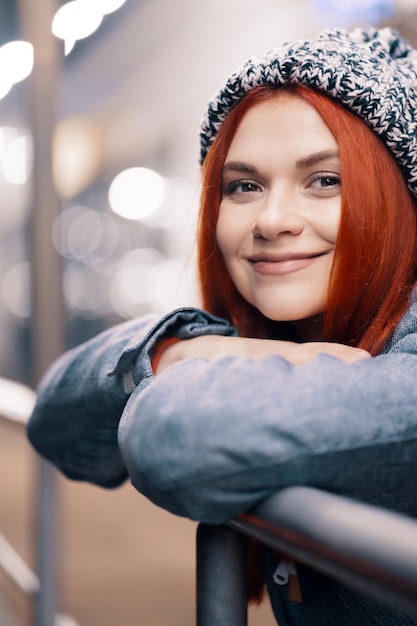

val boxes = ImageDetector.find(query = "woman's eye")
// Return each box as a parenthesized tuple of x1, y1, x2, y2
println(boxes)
(223, 180, 260, 196)
(310, 174, 340, 189)
(321, 175, 339, 187)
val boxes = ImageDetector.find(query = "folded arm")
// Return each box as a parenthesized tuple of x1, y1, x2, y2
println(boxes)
(118, 304, 417, 523)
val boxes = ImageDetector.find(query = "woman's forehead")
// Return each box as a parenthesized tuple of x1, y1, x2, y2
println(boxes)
(226, 94, 338, 164)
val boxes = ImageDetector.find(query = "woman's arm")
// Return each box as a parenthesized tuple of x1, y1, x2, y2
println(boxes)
(118, 304, 417, 523)
(27, 308, 237, 487)
(156, 335, 370, 371)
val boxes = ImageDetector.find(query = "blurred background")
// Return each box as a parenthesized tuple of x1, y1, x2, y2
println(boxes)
(0, 0, 416, 624)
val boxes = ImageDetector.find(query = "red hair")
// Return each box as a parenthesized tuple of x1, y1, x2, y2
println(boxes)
(197, 84, 417, 355)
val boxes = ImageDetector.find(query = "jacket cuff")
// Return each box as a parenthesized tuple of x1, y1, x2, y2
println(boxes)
(109, 307, 237, 389)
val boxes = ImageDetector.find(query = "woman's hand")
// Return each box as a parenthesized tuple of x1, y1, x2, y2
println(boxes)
(155, 335, 371, 374)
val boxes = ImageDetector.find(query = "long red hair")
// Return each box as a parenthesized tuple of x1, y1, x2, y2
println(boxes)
(197, 84, 417, 355)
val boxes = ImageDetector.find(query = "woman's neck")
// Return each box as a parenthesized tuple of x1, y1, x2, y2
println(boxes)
(291, 315, 324, 342)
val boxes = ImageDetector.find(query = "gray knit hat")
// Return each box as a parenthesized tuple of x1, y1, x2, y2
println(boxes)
(200, 27, 417, 199)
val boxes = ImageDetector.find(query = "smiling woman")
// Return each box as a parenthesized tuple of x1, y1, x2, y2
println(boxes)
(198, 82, 416, 350)
(28, 27, 417, 626)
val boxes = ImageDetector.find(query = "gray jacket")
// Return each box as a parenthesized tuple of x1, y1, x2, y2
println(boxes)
(28, 300, 417, 624)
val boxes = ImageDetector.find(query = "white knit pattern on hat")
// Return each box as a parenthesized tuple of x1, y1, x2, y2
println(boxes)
(200, 27, 417, 199)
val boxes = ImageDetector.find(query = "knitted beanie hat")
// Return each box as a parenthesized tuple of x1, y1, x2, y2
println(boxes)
(200, 27, 417, 199)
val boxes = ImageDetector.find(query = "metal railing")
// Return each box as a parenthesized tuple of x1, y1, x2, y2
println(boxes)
(196, 487, 417, 625)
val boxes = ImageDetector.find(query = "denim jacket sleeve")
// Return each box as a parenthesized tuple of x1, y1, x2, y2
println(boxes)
(118, 300, 417, 524)
(27, 308, 237, 487)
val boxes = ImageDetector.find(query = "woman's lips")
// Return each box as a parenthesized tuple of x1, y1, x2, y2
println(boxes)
(249, 252, 327, 275)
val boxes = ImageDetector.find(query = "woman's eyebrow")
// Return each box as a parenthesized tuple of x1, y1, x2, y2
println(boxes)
(222, 162, 258, 176)
(296, 150, 339, 169)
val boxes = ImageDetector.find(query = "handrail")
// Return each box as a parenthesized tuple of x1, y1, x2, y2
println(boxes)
(196, 487, 417, 625)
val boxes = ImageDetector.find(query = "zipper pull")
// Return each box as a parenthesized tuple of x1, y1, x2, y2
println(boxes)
(273, 561, 290, 585)
(273, 560, 303, 603)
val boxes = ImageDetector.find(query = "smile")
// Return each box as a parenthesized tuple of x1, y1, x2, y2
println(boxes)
(249, 252, 329, 276)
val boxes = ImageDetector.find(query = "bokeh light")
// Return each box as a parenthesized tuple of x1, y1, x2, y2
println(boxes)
(108, 167, 166, 221)
(0, 41, 33, 84)
(0, 128, 32, 231)
(53, 117, 102, 199)
(52, 0, 127, 54)
(3, 134, 32, 185)
(52, 205, 119, 264)
(52, 1, 103, 41)
(0, 41, 34, 101)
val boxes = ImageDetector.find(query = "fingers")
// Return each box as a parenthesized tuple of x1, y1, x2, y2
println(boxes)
(312, 343, 371, 364)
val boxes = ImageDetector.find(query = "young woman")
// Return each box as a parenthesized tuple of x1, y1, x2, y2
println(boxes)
(28, 27, 417, 624)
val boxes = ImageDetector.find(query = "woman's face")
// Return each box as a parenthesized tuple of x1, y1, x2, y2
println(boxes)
(216, 93, 341, 337)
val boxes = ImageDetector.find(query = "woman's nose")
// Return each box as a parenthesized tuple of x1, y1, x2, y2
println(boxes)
(252, 191, 304, 240)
